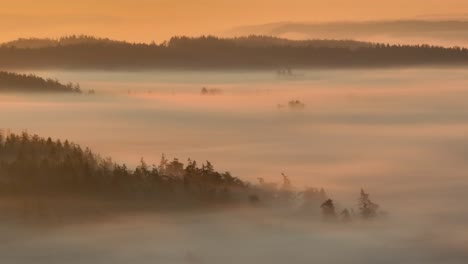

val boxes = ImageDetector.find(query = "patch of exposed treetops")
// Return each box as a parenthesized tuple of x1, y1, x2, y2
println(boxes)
(0, 35, 467, 69)
(0, 132, 381, 221)
(0, 71, 81, 93)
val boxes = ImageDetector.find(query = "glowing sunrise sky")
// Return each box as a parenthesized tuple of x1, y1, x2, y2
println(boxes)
(1, 0, 467, 42)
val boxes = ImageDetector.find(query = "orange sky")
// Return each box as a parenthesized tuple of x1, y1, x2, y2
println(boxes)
(1, 0, 467, 42)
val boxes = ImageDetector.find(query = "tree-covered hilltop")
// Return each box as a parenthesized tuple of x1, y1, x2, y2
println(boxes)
(1, 35, 126, 49)
(167, 35, 373, 49)
(1, 35, 468, 70)
(0, 132, 246, 205)
(0, 71, 81, 93)
(0, 132, 381, 220)
(1, 35, 372, 50)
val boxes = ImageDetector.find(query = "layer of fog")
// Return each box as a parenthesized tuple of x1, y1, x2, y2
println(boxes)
(1, 208, 467, 264)
(1, 68, 468, 263)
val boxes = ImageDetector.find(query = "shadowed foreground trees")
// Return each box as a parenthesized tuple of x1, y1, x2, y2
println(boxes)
(0, 132, 382, 220)
(0, 132, 244, 205)
(0, 71, 81, 93)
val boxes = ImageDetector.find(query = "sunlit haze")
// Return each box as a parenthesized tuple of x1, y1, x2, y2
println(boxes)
(1, 0, 468, 42)
(1, 1, 468, 264)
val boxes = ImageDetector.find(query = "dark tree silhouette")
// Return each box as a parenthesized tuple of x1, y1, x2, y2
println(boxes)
(358, 189, 379, 219)
(1, 35, 468, 70)
(0, 132, 246, 205)
(0, 71, 81, 93)
(321, 199, 337, 219)
(0, 131, 386, 220)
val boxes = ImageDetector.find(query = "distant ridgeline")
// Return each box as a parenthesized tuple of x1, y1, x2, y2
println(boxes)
(1, 35, 126, 49)
(0, 35, 467, 69)
(0, 71, 81, 93)
(0, 131, 382, 220)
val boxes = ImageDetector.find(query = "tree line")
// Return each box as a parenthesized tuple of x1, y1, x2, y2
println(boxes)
(0, 131, 381, 220)
(1, 35, 126, 49)
(0, 35, 467, 69)
(0, 71, 81, 93)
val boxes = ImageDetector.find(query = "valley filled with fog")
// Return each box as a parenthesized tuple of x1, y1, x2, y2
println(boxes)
(1, 68, 468, 263)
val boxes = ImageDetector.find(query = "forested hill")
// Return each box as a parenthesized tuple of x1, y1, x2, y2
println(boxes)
(1, 35, 372, 49)
(0, 132, 246, 202)
(1, 35, 468, 69)
(0, 132, 381, 220)
(1, 35, 126, 49)
(0, 71, 81, 93)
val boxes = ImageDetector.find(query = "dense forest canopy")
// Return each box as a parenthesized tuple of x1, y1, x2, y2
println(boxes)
(0, 131, 380, 220)
(1, 35, 372, 49)
(0, 71, 81, 93)
(0, 131, 245, 203)
(1, 35, 467, 69)
(232, 36, 372, 49)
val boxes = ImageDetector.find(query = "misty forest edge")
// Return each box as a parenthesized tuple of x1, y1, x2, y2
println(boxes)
(0, 131, 382, 222)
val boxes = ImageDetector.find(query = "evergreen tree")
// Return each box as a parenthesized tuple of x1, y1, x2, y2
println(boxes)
(358, 189, 379, 219)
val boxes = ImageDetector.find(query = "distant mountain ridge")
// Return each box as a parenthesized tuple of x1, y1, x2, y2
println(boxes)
(228, 20, 468, 47)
